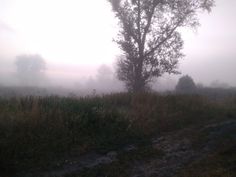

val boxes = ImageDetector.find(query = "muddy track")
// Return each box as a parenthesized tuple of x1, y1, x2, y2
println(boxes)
(18, 120, 236, 177)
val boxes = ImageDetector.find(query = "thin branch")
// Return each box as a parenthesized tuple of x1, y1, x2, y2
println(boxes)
(141, 0, 159, 47)
(144, 19, 183, 58)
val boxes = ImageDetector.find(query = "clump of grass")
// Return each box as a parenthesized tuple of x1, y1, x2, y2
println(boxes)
(129, 92, 234, 135)
(0, 96, 137, 174)
(179, 143, 236, 177)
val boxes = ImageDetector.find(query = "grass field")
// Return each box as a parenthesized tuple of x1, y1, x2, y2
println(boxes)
(0, 91, 235, 176)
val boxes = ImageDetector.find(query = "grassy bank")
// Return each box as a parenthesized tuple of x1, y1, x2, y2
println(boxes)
(0, 92, 235, 175)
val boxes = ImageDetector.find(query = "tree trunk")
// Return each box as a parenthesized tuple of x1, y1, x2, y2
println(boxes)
(133, 58, 145, 92)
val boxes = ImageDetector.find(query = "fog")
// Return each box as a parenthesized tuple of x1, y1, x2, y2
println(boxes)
(0, 0, 236, 95)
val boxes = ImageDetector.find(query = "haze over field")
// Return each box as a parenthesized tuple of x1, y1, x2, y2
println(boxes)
(1, 2, 236, 175)
(0, 0, 236, 91)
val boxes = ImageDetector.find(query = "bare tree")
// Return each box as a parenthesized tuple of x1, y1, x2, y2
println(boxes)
(15, 54, 46, 86)
(108, 0, 214, 92)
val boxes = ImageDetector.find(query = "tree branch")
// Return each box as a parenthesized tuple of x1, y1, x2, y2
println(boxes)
(144, 19, 183, 58)
(141, 0, 159, 47)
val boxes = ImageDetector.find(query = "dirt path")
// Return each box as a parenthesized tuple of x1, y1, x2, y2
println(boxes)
(19, 120, 236, 177)
(131, 120, 236, 177)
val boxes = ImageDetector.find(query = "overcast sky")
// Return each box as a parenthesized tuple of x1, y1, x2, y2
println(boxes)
(0, 0, 236, 87)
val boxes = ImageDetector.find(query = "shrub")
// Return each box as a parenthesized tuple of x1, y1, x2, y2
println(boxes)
(176, 75, 197, 94)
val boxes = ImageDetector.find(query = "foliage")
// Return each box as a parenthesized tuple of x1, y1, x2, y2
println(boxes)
(175, 75, 196, 93)
(109, 0, 214, 92)
(15, 54, 46, 86)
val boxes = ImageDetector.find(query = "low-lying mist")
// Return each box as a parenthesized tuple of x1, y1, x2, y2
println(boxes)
(1, 54, 235, 98)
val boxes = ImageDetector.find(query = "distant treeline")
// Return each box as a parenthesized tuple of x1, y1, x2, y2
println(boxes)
(1, 85, 236, 100)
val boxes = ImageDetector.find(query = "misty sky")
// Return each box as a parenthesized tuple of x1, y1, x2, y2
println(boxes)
(0, 0, 236, 87)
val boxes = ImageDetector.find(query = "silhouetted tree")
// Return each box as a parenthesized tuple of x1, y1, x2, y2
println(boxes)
(108, 0, 214, 92)
(210, 80, 229, 89)
(176, 75, 196, 93)
(96, 64, 113, 81)
(94, 64, 124, 93)
(15, 54, 46, 86)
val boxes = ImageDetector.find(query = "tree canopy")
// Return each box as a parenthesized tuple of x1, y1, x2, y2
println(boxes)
(176, 75, 196, 93)
(15, 54, 46, 86)
(108, 0, 214, 92)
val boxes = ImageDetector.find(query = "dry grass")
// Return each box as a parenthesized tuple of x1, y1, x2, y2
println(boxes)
(0, 92, 235, 175)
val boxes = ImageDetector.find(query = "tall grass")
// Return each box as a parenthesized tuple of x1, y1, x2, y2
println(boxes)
(0, 92, 235, 174)
(0, 95, 135, 173)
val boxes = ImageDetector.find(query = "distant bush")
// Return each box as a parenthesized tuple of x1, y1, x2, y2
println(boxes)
(15, 54, 46, 86)
(175, 75, 196, 93)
